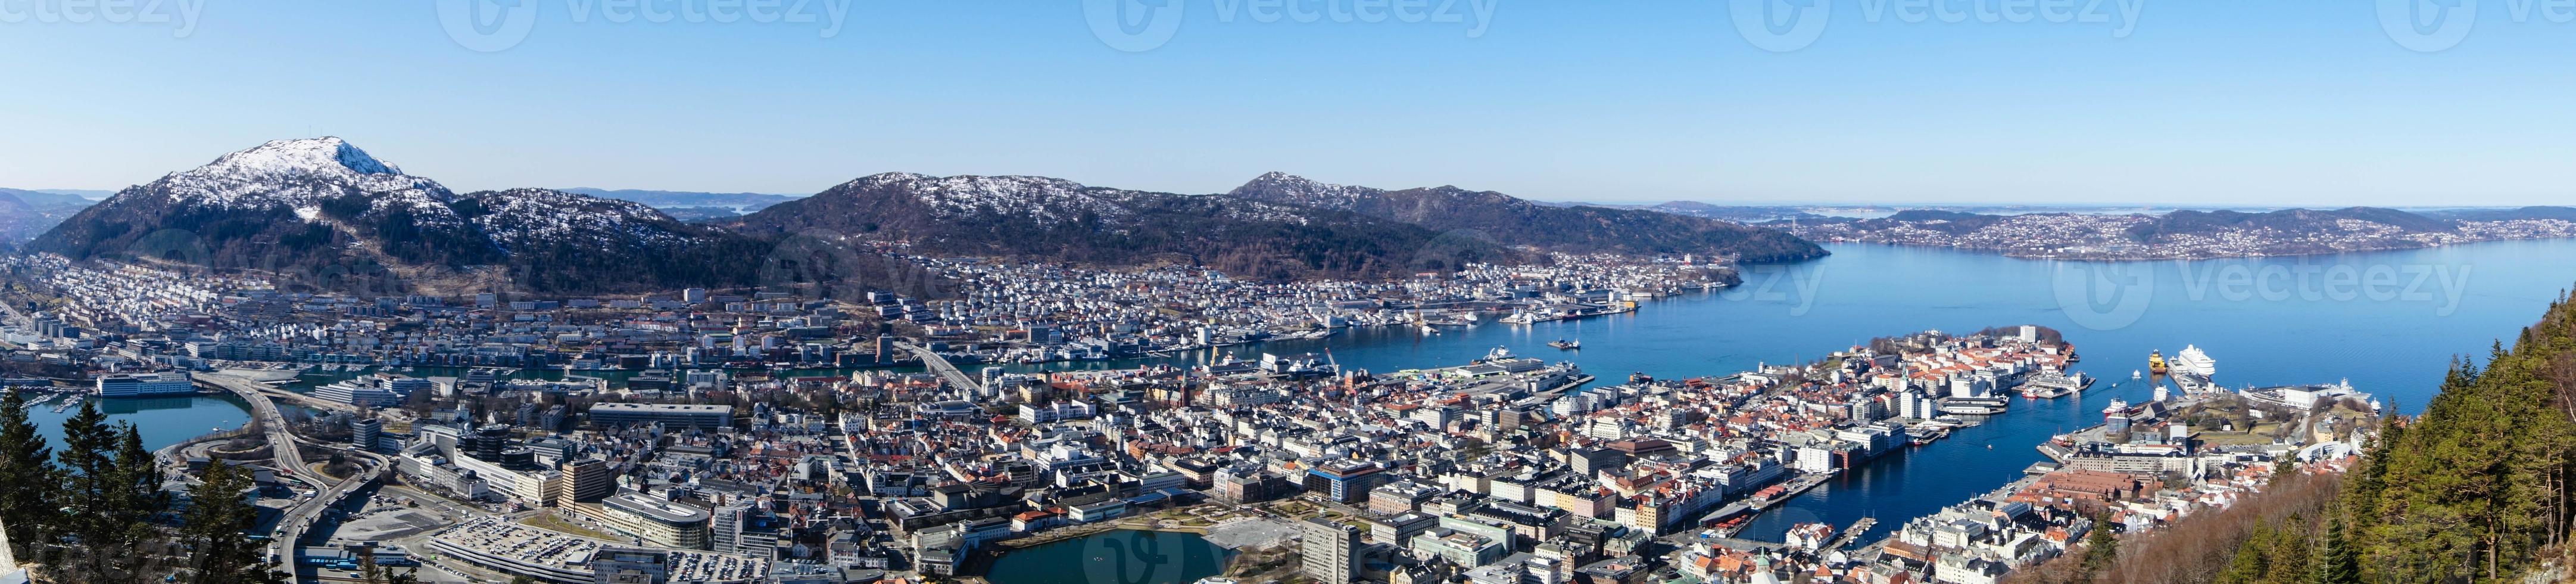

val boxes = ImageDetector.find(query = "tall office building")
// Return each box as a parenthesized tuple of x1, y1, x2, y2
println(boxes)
(551, 458, 616, 503)
(469, 424, 513, 462)
(710, 503, 752, 555)
(350, 417, 382, 451)
(1301, 517, 1360, 584)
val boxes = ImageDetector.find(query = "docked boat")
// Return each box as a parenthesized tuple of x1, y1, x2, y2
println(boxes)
(1939, 396, 2011, 415)
(2147, 350, 2169, 375)
(2173, 344, 2215, 377)
(1548, 339, 1581, 350)
(2019, 370, 2089, 398)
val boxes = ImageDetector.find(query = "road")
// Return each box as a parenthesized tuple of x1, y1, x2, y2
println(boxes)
(197, 372, 386, 583)
(898, 341, 984, 393)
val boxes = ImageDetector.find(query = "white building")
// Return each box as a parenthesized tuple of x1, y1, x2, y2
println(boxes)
(94, 371, 194, 397)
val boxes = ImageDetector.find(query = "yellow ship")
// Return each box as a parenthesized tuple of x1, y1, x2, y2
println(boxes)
(2148, 349, 2169, 375)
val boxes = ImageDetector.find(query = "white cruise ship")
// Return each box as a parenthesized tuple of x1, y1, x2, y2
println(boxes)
(2173, 345, 2215, 377)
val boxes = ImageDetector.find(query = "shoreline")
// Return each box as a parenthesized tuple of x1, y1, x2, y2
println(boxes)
(1800, 235, 2576, 262)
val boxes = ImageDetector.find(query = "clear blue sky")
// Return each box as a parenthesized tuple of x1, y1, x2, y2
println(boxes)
(4, 1, 2571, 206)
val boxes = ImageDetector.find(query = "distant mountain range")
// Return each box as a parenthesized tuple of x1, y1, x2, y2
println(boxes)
(0, 188, 106, 248)
(1227, 173, 1826, 263)
(24, 138, 1829, 296)
(1564, 201, 1841, 223)
(726, 172, 1528, 282)
(36, 138, 2576, 293)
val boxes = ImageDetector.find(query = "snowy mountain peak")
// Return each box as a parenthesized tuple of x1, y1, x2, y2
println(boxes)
(1228, 172, 1379, 210)
(205, 136, 401, 177)
(131, 136, 454, 211)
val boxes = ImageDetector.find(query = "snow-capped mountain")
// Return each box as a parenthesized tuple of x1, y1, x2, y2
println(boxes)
(31, 138, 765, 293)
(1222, 171, 1377, 209)
(132, 137, 468, 229)
(451, 188, 774, 292)
(459, 188, 701, 252)
(1227, 173, 1827, 262)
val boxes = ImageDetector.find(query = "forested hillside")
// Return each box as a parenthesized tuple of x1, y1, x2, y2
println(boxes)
(2013, 288, 2576, 583)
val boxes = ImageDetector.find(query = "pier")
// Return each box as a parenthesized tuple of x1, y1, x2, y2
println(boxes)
(1825, 518, 1876, 549)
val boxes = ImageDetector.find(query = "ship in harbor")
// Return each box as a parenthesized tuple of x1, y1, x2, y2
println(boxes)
(1939, 396, 2012, 415)
(1549, 338, 1582, 350)
(2172, 345, 2215, 376)
(2170, 344, 2217, 392)
(2018, 370, 2092, 398)
(2147, 349, 2169, 375)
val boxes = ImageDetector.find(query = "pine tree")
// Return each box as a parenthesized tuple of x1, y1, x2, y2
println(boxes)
(52, 399, 120, 579)
(182, 459, 283, 583)
(2217, 523, 2273, 584)
(2082, 513, 2120, 577)
(2313, 515, 2360, 584)
(95, 423, 170, 578)
(0, 390, 54, 560)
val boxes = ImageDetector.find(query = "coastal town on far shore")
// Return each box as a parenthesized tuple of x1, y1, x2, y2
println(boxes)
(1777, 211, 2576, 260)
(0, 250, 2380, 584)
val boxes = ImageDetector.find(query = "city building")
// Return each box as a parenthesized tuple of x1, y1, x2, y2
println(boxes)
(600, 493, 713, 550)
(93, 371, 193, 397)
(587, 403, 733, 429)
(1301, 517, 1361, 584)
